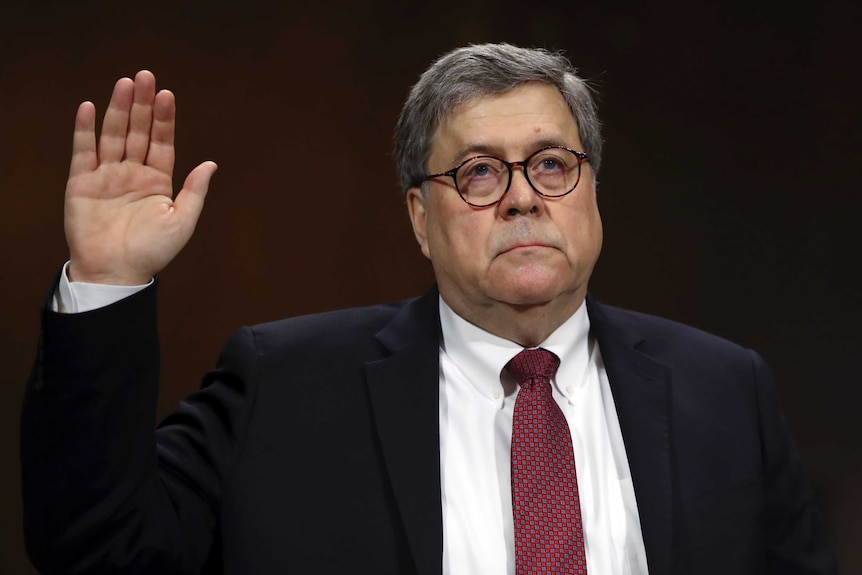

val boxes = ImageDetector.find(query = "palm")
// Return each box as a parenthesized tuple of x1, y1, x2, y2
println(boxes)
(65, 71, 216, 285)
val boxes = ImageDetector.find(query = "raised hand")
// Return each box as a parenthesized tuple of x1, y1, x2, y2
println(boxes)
(65, 70, 217, 285)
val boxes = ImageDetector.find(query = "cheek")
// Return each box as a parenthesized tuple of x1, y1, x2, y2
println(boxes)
(556, 199, 603, 263)
(578, 211, 603, 263)
(427, 211, 491, 271)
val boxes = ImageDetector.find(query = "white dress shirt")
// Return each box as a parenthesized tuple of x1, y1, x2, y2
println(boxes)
(438, 298, 648, 575)
(55, 266, 648, 573)
(54, 262, 151, 313)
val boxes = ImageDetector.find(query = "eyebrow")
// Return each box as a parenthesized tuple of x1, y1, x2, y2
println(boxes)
(448, 138, 572, 166)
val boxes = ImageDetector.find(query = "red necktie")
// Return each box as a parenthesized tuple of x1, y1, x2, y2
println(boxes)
(507, 348, 587, 574)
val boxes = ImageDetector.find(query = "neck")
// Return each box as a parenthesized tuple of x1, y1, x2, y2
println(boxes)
(444, 292, 586, 348)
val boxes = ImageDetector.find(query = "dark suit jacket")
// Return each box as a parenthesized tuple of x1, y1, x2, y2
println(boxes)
(21, 280, 837, 574)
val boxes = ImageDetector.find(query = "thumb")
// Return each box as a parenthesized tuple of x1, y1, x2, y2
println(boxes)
(174, 160, 218, 223)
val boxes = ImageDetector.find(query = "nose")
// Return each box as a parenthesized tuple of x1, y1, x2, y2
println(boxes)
(499, 164, 543, 217)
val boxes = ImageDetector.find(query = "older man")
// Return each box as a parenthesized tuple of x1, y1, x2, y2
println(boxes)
(22, 44, 836, 574)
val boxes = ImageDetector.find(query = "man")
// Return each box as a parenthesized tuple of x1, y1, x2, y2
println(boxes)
(21, 44, 837, 574)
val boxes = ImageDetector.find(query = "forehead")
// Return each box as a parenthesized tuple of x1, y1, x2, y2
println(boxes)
(431, 83, 580, 163)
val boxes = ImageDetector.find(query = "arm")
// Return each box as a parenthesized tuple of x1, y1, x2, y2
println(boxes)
(22, 72, 225, 573)
(22, 283, 260, 574)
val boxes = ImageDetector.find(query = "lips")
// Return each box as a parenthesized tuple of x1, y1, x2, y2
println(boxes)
(498, 241, 557, 256)
(503, 242, 550, 252)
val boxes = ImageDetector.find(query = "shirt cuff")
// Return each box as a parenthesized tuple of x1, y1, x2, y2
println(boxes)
(52, 261, 153, 314)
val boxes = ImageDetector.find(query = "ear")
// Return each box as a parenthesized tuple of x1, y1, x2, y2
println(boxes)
(406, 187, 431, 260)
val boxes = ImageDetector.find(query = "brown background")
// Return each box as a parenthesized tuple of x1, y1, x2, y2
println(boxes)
(2, 1, 860, 573)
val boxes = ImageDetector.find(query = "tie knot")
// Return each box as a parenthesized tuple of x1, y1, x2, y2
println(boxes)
(504, 348, 560, 388)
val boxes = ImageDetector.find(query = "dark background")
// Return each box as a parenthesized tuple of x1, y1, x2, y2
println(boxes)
(2, 1, 859, 572)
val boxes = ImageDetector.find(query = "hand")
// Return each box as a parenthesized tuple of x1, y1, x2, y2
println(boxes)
(65, 70, 217, 285)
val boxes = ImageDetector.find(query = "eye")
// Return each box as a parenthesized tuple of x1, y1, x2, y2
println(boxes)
(465, 160, 497, 179)
(533, 153, 568, 173)
(540, 157, 562, 172)
(458, 157, 506, 183)
(529, 149, 576, 178)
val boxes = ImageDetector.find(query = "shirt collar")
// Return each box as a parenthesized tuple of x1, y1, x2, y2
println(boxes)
(438, 296, 592, 408)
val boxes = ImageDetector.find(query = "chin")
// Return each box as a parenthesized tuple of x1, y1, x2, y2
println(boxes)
(486, 266, 586, 308)
(490, 282, 568, 308)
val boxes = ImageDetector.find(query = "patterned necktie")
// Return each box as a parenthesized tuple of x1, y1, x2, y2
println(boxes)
(507, 348, 587, 574)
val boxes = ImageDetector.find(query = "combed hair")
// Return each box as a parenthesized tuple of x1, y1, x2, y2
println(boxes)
(394, 43, 602, 194)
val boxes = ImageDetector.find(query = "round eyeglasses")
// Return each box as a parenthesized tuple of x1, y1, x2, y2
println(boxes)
(414, 146, 589, 208)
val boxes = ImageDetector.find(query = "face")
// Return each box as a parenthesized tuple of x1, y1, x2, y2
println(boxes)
(407, 82, 603, 329)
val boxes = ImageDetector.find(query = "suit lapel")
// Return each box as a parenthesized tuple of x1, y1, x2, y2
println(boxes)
(587, 297, 673, 575)
(365, 288, 443, 575)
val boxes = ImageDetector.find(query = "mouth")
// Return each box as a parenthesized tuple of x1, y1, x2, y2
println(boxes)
(499, 242, 554, 255)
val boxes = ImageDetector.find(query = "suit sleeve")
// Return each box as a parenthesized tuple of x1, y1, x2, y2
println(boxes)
(751, 350, 839, 574)
(20, 278, 259, 575)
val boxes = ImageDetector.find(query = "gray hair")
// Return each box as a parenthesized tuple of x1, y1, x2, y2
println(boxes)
(394, 43, 602, 194)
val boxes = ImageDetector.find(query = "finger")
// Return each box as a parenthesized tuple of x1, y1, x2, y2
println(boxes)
(69, 101, 98, 178)
(98, 77, 134, 163)
(173, 161, 218, 228)
(125, 70, 157, 163)
(145, 89, 176, 175)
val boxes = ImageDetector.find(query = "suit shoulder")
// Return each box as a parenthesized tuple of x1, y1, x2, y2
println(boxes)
(246, 297, 417, 350)
(591, 300, 751, 362)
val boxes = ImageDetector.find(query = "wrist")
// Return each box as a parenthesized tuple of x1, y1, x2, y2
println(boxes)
(67, 261, 152, 286)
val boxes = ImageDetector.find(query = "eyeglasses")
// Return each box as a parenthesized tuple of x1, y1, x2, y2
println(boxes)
(415, 146, 589, 208)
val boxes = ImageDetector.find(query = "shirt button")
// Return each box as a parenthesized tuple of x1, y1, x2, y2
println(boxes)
(566, 385, 574, 394)
(492, 390, 501, 399)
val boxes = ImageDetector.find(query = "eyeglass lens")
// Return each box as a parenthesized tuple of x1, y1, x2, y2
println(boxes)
(456, 148, 581, 205)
